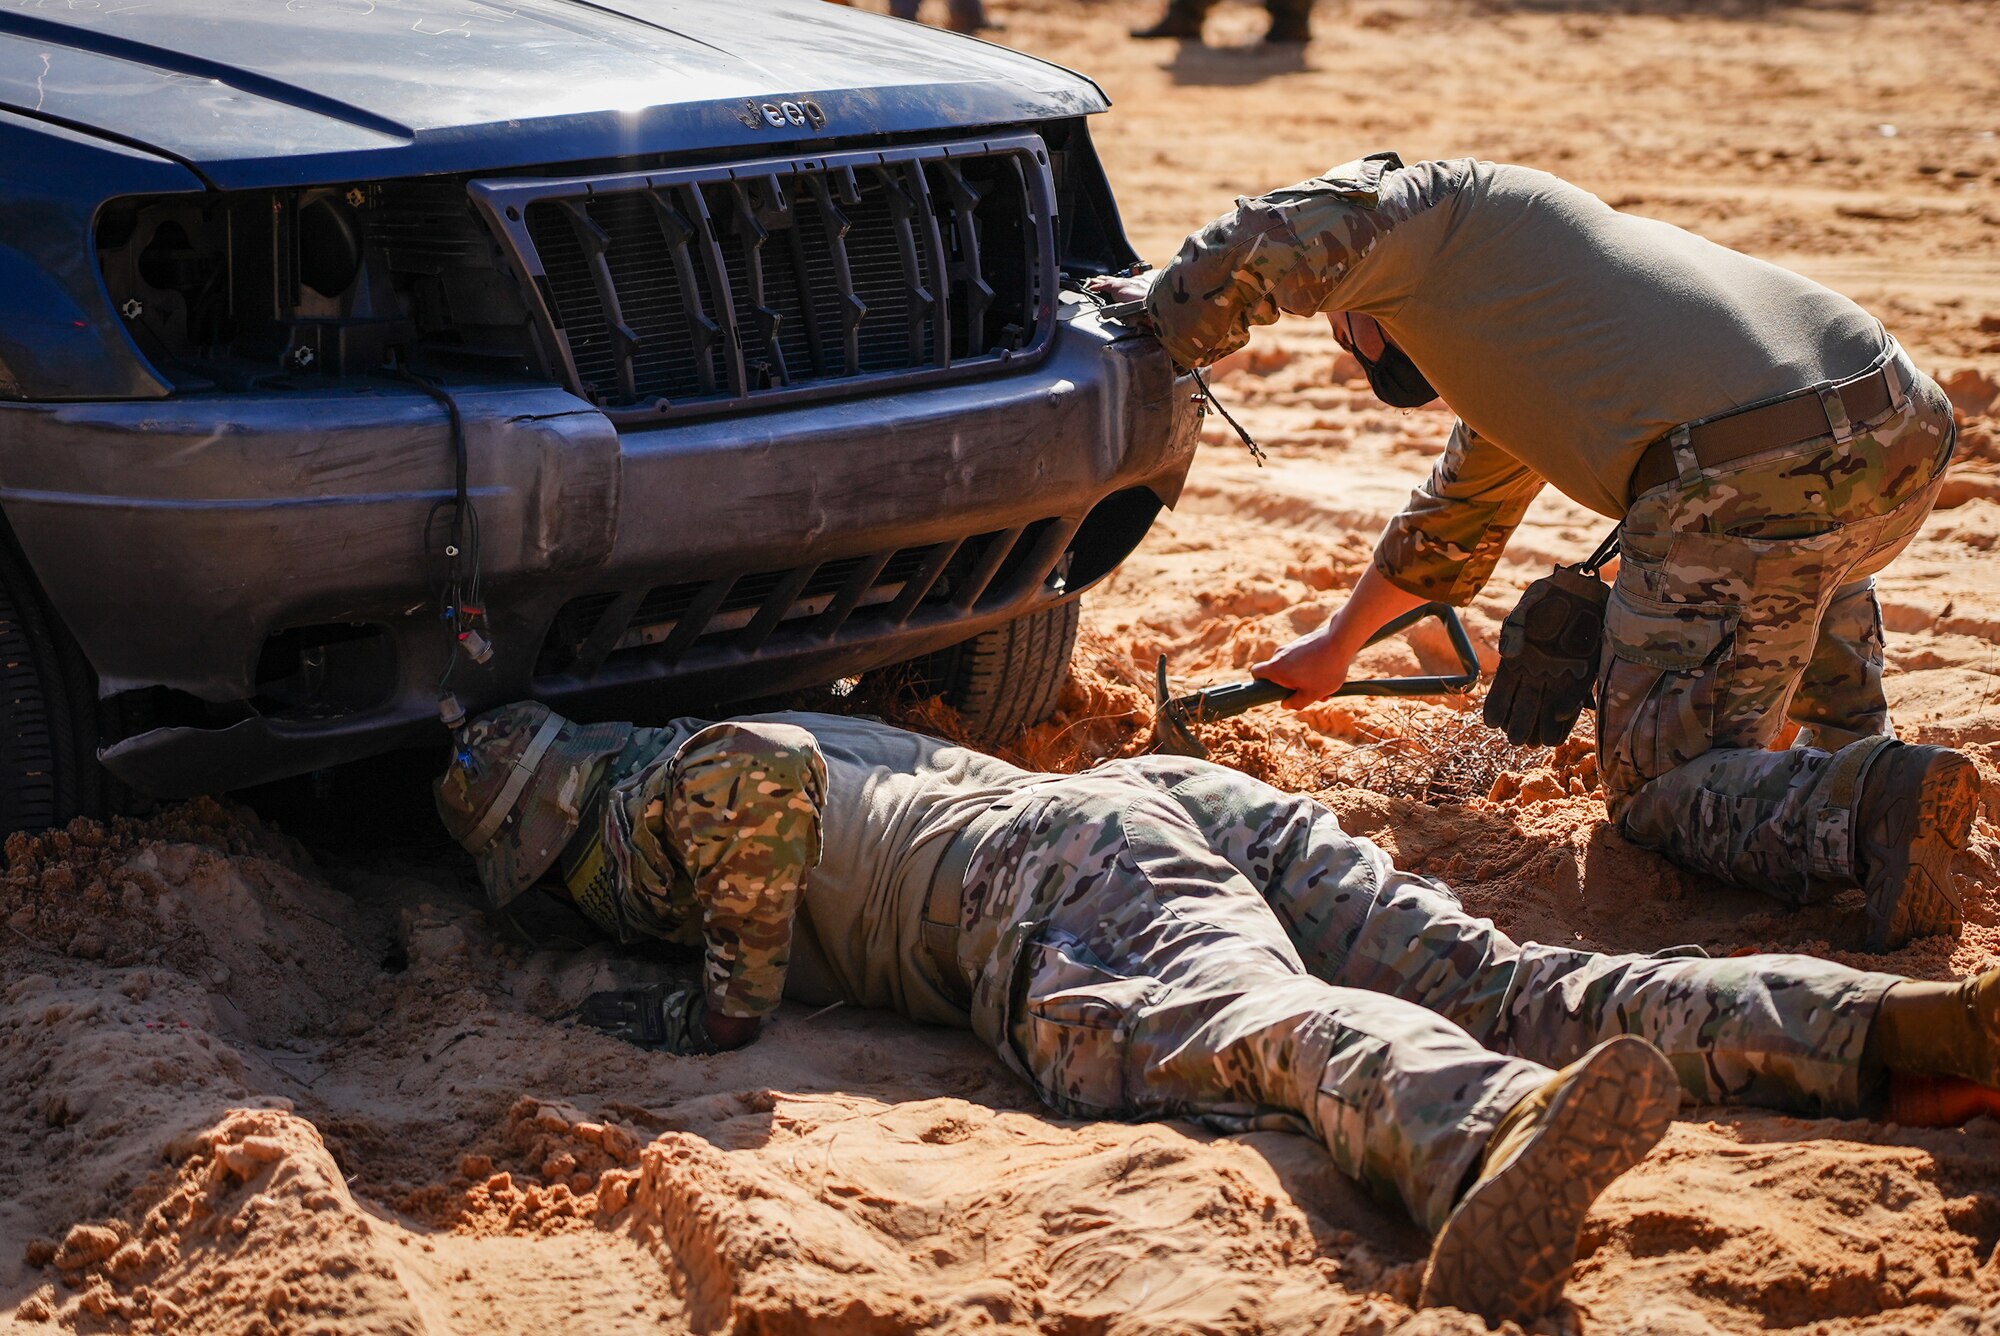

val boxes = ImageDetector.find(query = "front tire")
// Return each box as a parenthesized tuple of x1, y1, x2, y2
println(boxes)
(922, 599, 1080, 746)
(0, 538, 134, 834)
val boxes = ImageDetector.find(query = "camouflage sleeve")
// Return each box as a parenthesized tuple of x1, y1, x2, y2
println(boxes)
(1143, 154, 1466, 368)
(1373, 420, 1546, 604)
(658, 721, 827, 1020)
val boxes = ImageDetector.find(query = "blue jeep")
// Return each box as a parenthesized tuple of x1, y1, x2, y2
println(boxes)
(0, 0, 1199, 828)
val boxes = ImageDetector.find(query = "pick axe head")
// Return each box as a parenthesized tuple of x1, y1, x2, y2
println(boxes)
(1153, 655, 1211, 758)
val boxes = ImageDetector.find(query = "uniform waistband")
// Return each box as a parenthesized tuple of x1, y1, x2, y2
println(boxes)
(1626, 340, 1916, 505)
(919, 800, 1020, 1007)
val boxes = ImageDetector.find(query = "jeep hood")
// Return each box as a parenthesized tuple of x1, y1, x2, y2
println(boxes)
(0, 0, 1107, 191)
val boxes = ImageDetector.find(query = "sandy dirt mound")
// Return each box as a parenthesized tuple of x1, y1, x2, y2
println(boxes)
(10, 1, 2000, 1332)
(0, 812, 1457, 1336)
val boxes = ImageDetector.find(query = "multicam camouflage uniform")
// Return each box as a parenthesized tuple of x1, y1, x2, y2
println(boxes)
(514, 711, 1901, 1236)
(558, 720, 825, 1017)
(953, 753, 1899, 1231)
(1142, 152, 1957, 899)
(1603, 366, 1954, 896)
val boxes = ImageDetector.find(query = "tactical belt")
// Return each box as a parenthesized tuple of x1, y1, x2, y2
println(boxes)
(1626, 344, 1909, 504)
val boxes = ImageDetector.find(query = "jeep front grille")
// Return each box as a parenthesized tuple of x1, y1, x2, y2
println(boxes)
(472, 135, 1058, 424)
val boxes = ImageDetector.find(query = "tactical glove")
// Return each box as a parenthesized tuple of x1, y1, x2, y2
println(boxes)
(578, 983, 719, 1056)
(1483, 564, 1610, 747)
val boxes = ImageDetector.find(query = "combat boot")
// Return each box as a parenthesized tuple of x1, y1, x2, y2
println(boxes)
(1420, 1036, 1677, 1325)
(1888, 1073, 2000, 1127)
(1262, 0, 1312, 44)
(943, 0, 996, 33)
(1867, 965, 2000, 1088)
(1853, 741, 1980, 951)
(1131, 0, 1208, 40)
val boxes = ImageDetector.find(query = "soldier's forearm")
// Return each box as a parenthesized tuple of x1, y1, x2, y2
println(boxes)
(667, 719, 828, 1029)
(1327, 563, 1429, 656)
(1371, 428, 1544, 604)
(1371, 532, 1492, 605)
(1146, 199, 1318, 367)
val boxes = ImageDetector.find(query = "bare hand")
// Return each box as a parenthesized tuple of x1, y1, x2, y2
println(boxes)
(1253, 626, 1360, 710)
(1256, 565, 1428, 710)
(1084, 273, 1154, 305)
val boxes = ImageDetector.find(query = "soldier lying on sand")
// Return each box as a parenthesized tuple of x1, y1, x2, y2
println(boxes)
(1086, 152, 1978, 953)
(437, 702, 2000, 1326)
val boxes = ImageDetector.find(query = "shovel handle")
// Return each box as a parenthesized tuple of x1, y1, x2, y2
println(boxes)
(1183, 676, 1293, 714)
(1174, 603, 1480, 722)
(1334, 601, 1482, 697)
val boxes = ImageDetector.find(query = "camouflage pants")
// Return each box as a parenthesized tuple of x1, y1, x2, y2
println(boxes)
(957, 756, 1901, 1233)
(1603, 351, 1958, 898)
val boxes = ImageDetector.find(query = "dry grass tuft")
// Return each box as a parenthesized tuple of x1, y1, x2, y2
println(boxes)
(1324, 702, 1552, 804)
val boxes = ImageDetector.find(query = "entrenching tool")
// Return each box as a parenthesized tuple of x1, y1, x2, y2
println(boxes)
(1152, 602, 1482, 758)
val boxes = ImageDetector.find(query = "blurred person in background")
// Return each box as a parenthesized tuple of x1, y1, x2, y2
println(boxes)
(890, 0, 995, 34)
(1131, 0, 1314, 45)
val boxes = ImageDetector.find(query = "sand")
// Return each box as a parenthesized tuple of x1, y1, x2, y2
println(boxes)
(8, 0, 2000, 1331)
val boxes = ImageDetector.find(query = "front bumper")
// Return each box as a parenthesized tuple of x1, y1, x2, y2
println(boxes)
(0, 301, 1198, 796)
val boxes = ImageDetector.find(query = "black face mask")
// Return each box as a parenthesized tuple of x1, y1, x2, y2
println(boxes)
(1355, 337, 1438, 408)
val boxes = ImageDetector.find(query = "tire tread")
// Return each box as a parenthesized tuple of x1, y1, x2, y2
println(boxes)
(936, 600, 1081, 746)
(0, 535, 133, 834)
(0, 543, 64, 833)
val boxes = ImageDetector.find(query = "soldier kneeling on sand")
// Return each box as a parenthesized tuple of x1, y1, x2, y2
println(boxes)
(437, 702, 2000, 1326)
(1087, 152, 1979, 953)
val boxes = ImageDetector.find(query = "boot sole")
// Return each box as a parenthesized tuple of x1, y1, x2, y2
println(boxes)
(1418, 1036, 1677, 1326)
(1866, 751, 1979, 952)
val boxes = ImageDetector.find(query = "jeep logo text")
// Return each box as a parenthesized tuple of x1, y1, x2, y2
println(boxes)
(739, 98, 829, 131)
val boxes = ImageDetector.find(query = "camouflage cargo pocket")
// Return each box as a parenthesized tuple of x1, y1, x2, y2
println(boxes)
(1010, 929, 1158, 1120)
(1311, 1023, 1392, 1168)
(1597, 586, 1739, 791)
